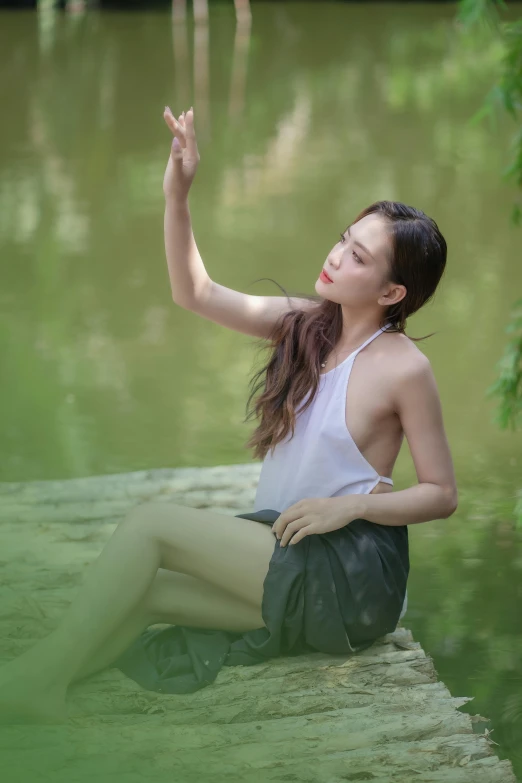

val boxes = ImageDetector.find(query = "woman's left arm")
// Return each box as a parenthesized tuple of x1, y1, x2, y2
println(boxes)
(273, 357, 459, 546)
(352, 355, 458, 527)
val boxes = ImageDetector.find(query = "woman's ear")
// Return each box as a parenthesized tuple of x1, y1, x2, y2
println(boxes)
(380, 283, 406, 307)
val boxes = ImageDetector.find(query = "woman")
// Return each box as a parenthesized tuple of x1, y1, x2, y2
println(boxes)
(0, 107, 458, 723)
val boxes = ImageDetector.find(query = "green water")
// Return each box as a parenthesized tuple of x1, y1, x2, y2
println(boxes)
(1, 1, 521, 777)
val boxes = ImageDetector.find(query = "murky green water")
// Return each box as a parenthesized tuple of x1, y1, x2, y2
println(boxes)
(1, 1, 521, 776)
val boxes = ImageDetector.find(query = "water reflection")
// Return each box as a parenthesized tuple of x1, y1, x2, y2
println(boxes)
(0, 1, 521, 774)
(412, 485, 522, 773)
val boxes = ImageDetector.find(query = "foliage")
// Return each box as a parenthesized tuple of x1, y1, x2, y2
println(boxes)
(458, 0, 522, 526)
(459, 1, 522, 221)
(484, 296, 522, 524)
(457, 0, 507, 29)
(486, 297, 522, 433)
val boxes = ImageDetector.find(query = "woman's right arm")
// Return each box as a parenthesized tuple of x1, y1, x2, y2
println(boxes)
(166, 197, 316, 340)
(163, 107, 317, 340)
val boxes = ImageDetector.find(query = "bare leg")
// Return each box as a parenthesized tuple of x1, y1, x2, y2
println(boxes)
(0, 502, 272, 724)
(0, 515, 162, 723)
(70, 602, 155, 685)
(73, 567, 265, 683)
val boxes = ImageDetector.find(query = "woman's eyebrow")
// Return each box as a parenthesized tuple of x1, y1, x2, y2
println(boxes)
(346, 226, 376, 261)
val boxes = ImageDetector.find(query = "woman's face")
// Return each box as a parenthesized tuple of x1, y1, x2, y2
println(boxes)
(315, 213, 394, 308)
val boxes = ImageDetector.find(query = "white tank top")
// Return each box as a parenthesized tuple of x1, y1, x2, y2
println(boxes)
(253, 322, 408, 619)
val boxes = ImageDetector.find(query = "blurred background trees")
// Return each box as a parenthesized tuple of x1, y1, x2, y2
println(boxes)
(457, 0, 522, 525)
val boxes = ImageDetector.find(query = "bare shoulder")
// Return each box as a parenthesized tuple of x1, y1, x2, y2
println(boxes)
(375, 330, 434, 407)
(380, 331, 457, 503)
(381, 330, 431, 375)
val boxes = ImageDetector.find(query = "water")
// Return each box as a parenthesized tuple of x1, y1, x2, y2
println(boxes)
(1, 1, 521, 775)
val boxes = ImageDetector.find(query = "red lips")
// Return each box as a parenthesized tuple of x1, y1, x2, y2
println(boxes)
(320, 269, 333, 282)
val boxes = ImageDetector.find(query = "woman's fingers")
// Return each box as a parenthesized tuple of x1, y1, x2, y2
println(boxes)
(163, 106, 187, 148)
(163, 106, 198, 159)
(183, 108, 199, 159)
(163, 105, 199, 165)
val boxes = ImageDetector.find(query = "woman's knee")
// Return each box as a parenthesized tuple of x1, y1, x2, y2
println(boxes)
(119, 502, 178, 541)
(124, 501, 169, 525)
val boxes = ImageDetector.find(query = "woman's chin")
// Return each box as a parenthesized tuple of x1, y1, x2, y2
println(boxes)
(314, 280, 333, 299)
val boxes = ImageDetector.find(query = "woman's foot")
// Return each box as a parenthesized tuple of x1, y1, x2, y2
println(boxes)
(0, 672, 68, 726)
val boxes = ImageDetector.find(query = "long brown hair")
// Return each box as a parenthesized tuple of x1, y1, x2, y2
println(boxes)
(243, 200, 447, 461)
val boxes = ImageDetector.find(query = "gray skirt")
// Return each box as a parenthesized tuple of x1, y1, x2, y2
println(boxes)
(113, 509, 409, 694)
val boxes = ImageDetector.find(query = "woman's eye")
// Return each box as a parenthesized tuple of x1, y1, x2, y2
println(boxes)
(340, 233, 363, 263)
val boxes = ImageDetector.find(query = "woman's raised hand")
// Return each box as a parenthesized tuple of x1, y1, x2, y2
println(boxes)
(163, 106, 200, 202)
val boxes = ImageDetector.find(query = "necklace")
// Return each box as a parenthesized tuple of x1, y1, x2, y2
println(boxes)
(320, 347, 355, 369)
(321, 324, 390, 368)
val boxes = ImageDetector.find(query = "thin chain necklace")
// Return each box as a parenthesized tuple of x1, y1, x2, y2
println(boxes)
(321, 323, 391, 367)
(320, 347, 356, 369)
(320, 324, 389, 369)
